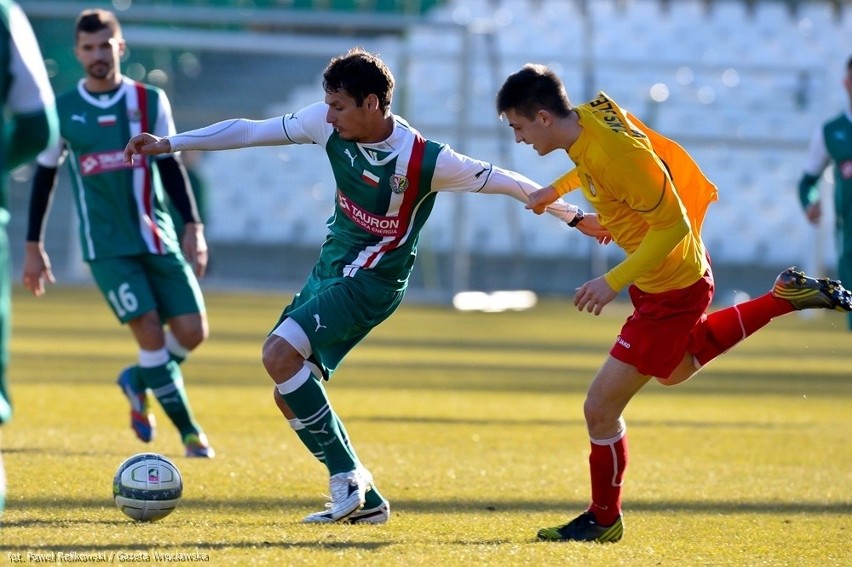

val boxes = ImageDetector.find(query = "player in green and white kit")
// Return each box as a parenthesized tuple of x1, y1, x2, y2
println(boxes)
(126, 48, 607, 523)
(798, 55, 852, 330)
(0, 0, 59, 516)
(22, 9, 214, 457)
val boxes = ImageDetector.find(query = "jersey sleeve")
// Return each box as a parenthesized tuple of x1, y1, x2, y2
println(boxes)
(281, 101, 334, 147)
(551, 168, 582, 196)
(35, 138, 65, 168)
(168, 102, 331, 152)
(802, 124, 830, 177)
(152, 88, 177, 139)
(431, 146, 581, 225)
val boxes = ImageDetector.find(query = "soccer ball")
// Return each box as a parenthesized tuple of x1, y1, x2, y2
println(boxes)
(113, 453, 183, 521)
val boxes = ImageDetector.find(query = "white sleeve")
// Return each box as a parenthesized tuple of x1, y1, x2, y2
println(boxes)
(168, 117, 289, 152)
(281, 101, 334, 147)
(168, 101, 332, 152)
(35, 139, 65, 168)
(432, 146, 581, 225)
(7, 2, 55, 114)
(153, 89, 177, 139)
(802, 125, 831, 176)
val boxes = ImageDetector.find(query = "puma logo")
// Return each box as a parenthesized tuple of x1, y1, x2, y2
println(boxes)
(308, 423, 329, 436)
(313, 314, 327, 332)
(344, 148, 357, 167)
(71, 113, 87, 124)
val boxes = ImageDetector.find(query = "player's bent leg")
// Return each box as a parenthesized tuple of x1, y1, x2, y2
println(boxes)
(655, 353, 702, 387)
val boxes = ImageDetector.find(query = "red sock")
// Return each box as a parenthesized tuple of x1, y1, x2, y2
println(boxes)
(690, 292, 794, 367)
(588, 432, 628, 526)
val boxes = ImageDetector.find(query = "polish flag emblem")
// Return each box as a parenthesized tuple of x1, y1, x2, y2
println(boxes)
(361, 170, 380, 188)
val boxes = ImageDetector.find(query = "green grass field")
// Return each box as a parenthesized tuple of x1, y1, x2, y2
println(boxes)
(1, 285, 850, 566)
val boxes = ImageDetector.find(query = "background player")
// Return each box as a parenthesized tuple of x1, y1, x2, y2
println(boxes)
(22, 9, 214, 458)
(797, 55, 852, 331)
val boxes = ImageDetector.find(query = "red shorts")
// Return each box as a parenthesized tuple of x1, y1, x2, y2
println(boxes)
(610, 270, 715, 378)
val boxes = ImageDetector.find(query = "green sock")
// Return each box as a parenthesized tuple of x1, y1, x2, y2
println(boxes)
(165, 331, 189, 364)
(279, 373, 356, 475)
(332, 413, 385, 507)
(282, 393, 385, 506)
(138, 360, 200, 438)
(125, 365, 146, 392)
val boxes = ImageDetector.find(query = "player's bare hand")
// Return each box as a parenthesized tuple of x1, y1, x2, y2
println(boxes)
(575, 213, 612, 244)
(124, 133, 171, 163)
(805, 202, 821, 225)
(181, 222, 209, 278)
(22, 241, 55, 297)
(574, 276, 617, 316)
(525, 186, 559, 215)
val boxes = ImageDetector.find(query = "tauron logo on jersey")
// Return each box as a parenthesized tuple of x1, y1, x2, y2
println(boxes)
(337, 190, 401, 237)
(79, 150, 140, 176)
(390, 175, 409, 194)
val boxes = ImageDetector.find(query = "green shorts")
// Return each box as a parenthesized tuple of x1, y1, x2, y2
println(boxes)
(273, 269, 404, 380)
(88, 253, 205, 324)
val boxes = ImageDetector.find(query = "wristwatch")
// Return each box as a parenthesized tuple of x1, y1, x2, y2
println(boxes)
(567, 208, 585, 227)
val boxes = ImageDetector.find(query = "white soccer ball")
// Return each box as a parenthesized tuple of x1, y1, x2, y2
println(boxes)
(113, 453, 183, 521)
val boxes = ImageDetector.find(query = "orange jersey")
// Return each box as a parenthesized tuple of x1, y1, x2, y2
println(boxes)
(552, 92, 718, 293)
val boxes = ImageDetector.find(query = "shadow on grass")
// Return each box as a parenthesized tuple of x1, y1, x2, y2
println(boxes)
(1, 539, 394, 553)
(7, 494, 850, 520)
(349, 415, 805, 430)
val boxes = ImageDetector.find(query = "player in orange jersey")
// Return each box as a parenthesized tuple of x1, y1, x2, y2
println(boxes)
(496, 63, 852, 543)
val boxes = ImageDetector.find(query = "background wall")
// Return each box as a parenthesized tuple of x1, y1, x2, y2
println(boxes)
(12, 0, 852, 303)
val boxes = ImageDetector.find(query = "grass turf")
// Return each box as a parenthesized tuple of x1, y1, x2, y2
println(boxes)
(1, 285, 850, 566)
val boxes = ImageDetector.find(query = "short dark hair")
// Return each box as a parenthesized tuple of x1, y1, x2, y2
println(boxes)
(323, 47, 394, 111)
(496, 63, 573, 120)
(75, 9, 121, 41)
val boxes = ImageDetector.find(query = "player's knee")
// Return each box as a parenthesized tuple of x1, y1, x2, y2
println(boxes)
(582, 398, 608, 431)
(261, 335, 301, 381)
(177, 325, 207, 351)
(167, 314, 208, 351)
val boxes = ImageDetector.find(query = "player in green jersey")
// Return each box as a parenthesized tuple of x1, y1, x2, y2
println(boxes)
(125, 47, 607, 523)
(22, 9, 214, 458)
(0, 0, 59, 516)
(798, 55, 852, 330)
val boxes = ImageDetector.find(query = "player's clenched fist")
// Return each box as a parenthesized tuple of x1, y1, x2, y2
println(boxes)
(525, 185, 559, 215)
(124, 132, 172, 163)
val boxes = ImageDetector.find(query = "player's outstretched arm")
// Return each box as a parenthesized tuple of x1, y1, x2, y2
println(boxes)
(125, 133, 172, 163)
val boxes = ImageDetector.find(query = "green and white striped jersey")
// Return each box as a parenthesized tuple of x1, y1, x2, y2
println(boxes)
(38, 76, 180, 260)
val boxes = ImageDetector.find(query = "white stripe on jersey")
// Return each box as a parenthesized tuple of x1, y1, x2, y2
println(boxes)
(342, 127, 418, 277)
